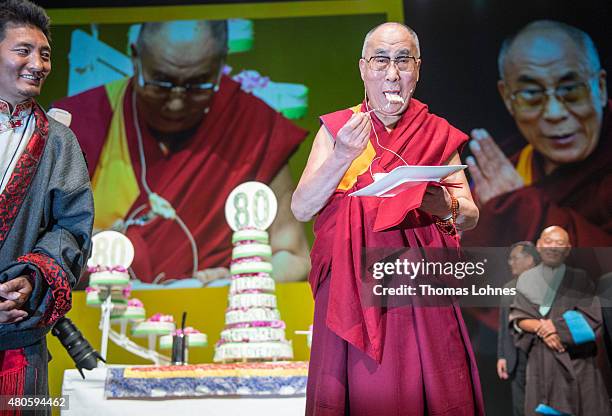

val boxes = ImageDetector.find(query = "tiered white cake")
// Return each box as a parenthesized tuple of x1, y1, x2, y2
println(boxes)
(214, 228, 293, 362)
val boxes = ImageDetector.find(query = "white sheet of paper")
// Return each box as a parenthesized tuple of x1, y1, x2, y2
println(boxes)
(348, 165, 467, 197)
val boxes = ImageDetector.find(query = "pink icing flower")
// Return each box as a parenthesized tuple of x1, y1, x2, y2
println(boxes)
(230, 272, 271, 279)
(122, 285, 132, 298)
(227, 320, 285, 329)
(232, 70, 270, 93)
(87, 265, 128, 273)
(234, 239, 257, 246)
(174, 327, 200, 336)
(230, 257, 267, 265)
(149, 313, 173, 322)
(128, 298, 143, 308)
(238, 289, 269, 294)
(85, 286, 99, 293)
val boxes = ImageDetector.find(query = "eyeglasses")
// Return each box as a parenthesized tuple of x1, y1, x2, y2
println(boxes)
(364, 55, 420, 73)
(135, 58, 220, 100)
(509, 76, 597, 117)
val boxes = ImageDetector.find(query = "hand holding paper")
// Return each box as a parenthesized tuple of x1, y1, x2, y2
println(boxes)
(420, 184, 453, 218)
(349, 165, 466, 197)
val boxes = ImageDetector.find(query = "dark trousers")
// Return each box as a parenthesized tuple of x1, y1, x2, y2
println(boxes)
(24, 338, 50, 416)
(509, 349, 527, 416)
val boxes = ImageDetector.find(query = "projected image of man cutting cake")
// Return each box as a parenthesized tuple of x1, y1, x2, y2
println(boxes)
(54, 19, 313, 286)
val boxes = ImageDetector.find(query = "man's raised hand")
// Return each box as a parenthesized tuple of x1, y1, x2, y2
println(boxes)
(334, 113, 371, 161)
(466, 128, 524, 205)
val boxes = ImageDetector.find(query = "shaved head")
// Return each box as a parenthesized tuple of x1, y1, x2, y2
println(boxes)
(537, 226, 571, 267)
(362, 22, 420, 58)
(539, 225, 570, 245)
(136, 19, 228, 59)
(498, 20, 600, 80)
(359, 21, 421, 126)
(131, 19, 228, 138)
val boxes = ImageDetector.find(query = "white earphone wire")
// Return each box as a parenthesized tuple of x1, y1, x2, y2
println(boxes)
(363, 89, 409, 180)
(130, 89, 199, 279)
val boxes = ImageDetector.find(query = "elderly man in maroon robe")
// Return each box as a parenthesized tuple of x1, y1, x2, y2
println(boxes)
(461, 20, 612, 378)
(54, 20, 310, 284)
(292, 22, 484, 415)
(462, 20, 611, 247)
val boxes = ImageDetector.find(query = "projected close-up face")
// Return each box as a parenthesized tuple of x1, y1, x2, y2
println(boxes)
(359, 23, 420, 118)
(0, 24, 51, 104)
(500, 30, 607, 171)
(131, 21, 225, 136)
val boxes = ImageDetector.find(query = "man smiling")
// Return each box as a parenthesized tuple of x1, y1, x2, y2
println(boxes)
(463, 20, 611, 246)
(0, 0, 93, 402)
(510, 226, 611, 415)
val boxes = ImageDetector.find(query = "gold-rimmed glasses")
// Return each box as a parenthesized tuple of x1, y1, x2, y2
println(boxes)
(508, 75, 598, 117)
(364, 55, 420, 73)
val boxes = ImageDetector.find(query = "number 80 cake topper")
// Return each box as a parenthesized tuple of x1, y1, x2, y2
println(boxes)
(87, 230, 135, 269)
(224, 181, 278, 231)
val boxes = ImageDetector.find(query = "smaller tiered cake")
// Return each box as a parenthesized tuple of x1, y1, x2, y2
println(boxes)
(88, 265, 130, 286)
(85, 285, 129, 307)
(159, 327, 208, 349)
(111, 298, 146, 323)
(85, 286, 104, 307)
(132, 313, 175, 337)
(215, 228, 293, 362)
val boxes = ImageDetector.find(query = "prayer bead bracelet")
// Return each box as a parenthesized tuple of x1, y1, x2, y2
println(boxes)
(434, 196, 459, 236)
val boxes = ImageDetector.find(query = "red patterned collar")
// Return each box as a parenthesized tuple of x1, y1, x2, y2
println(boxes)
(0, 102, 49, 246)
(0, 98, 33, 133)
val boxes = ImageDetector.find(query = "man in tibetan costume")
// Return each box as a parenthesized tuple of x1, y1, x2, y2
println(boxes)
(54, 20, 310, 283)
(509, 226, 611, 415)
(292, 22, 484, 415)
(0, 0, 94, 404)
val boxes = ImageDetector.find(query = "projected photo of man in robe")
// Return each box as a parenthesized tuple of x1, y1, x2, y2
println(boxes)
(54, 19, 312, 285)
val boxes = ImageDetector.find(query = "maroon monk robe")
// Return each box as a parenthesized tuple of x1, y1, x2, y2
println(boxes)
(55, 76, 307, 280)
(462, 101, 612, 248)
(307, 99, 484, 415)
